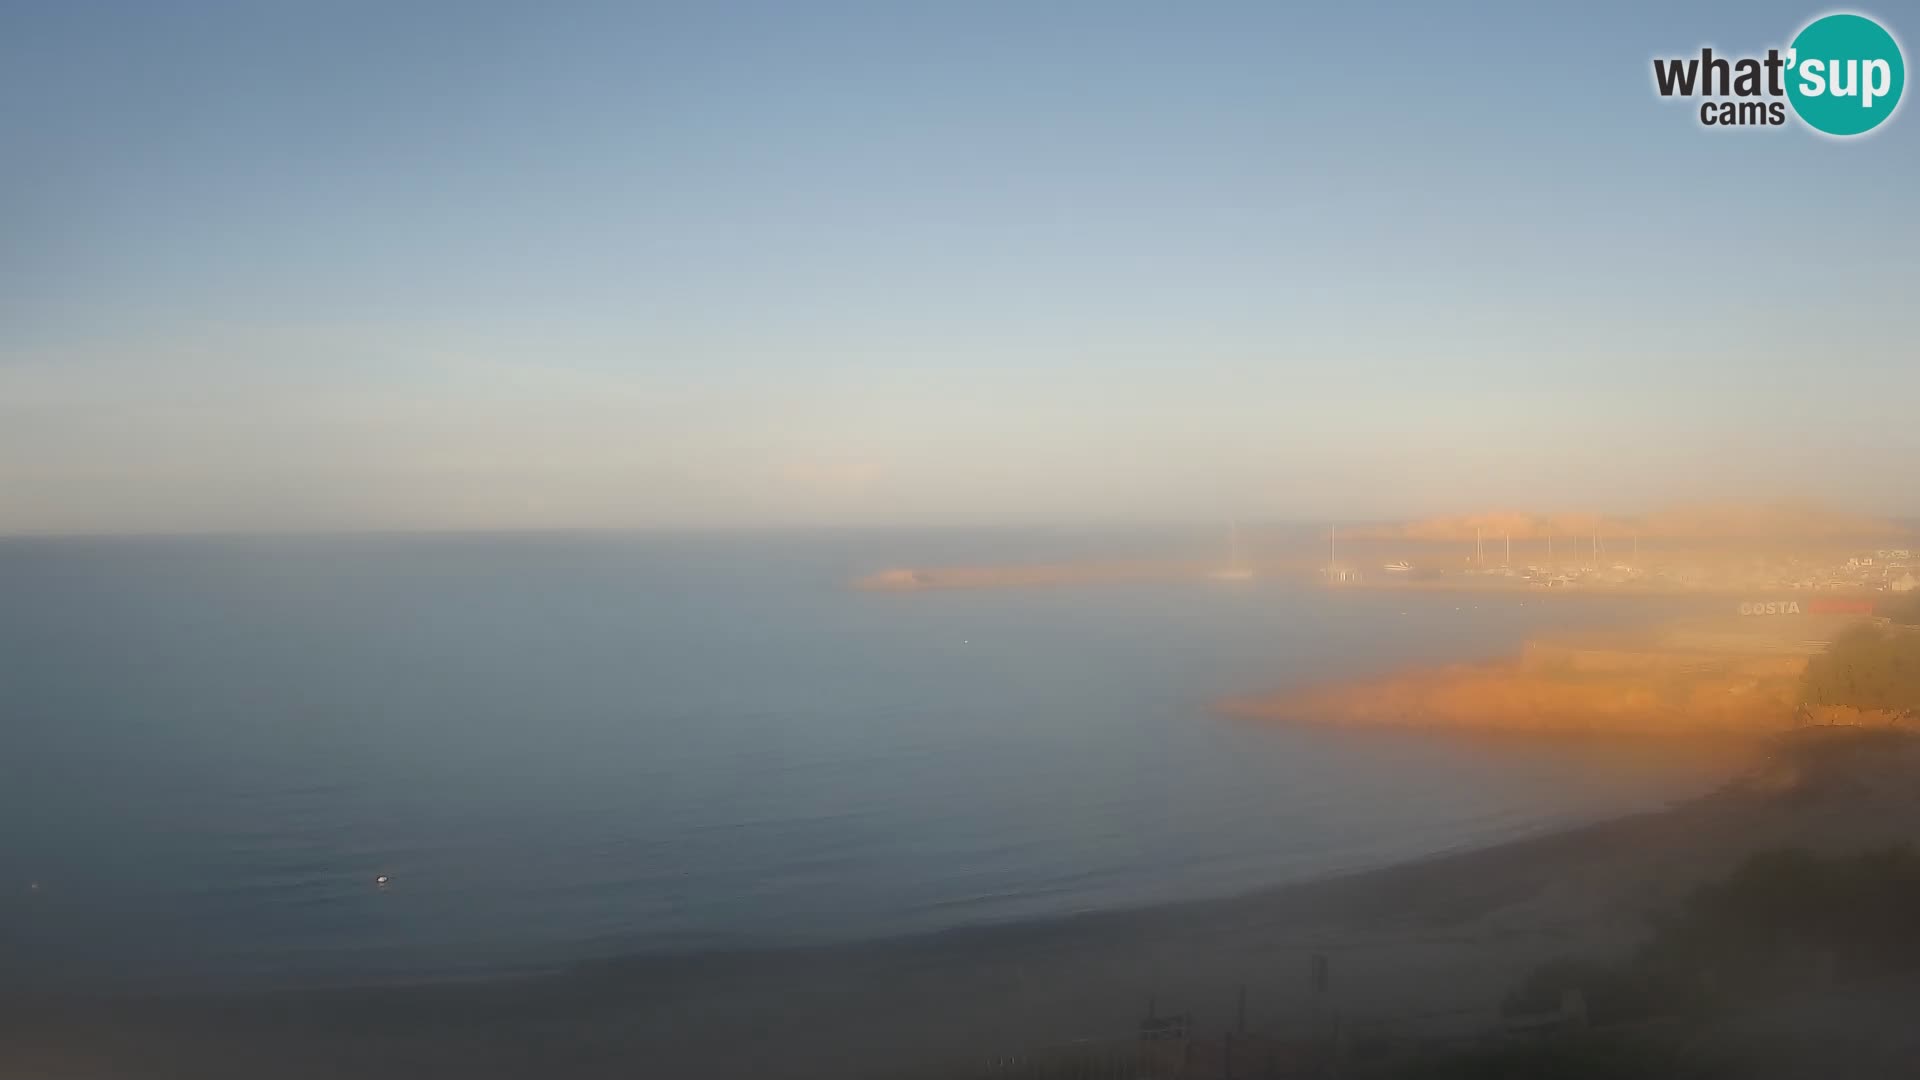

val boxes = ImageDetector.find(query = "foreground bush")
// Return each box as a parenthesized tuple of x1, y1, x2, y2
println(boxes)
(1640, 845, 1920, 989)
(1801, 625, 1920, 714)
(1390, 1032, 1727, 1080)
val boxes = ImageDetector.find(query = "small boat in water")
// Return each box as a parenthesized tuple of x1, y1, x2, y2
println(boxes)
(1383, 561, 1412, 573)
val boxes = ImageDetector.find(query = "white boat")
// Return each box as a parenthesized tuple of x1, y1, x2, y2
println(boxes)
(1383, 561, 1412, 573)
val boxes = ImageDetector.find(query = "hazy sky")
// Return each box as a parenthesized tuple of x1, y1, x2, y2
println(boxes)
(3, 1, 1916, 533)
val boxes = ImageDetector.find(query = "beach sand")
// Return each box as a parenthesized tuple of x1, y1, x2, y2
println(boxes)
(6, 731, 1917, 1079)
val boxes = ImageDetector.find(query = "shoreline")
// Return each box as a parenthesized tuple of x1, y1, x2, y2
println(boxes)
(26, 732, 1903, 1079)
(852, 561, 1887, 602)
(3, 726, 1755, 1001)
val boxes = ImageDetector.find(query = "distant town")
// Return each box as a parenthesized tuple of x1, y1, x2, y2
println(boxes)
(1332, 542, 1918, 597)
(857, 504, 1920, 599)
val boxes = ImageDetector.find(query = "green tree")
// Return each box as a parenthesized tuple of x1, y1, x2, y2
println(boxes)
(1800, 625, 1920, 712)
(1878, 591, 1920, 627)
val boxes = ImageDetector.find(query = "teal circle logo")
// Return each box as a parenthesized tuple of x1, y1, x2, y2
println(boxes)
(1786, 13, 1905, 136)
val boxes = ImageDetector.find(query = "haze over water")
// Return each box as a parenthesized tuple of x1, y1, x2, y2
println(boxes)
(2, 530, 1736, 990)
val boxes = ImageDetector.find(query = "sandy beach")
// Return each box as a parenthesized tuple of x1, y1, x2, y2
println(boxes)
(9, 730, 1919, 1079)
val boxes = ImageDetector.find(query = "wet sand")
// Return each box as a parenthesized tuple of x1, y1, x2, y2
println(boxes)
(6, 731, 1916, 1079)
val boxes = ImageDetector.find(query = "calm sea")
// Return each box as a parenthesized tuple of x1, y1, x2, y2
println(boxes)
(0, 530, 1729, 990)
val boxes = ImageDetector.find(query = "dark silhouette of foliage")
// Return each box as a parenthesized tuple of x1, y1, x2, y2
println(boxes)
(1502, 958, 1666, 1026)
(1639, 845, 1920, 988)
(1507, 845, 1920, 1033)
(1391, 1032, 1728, 1079)
(1800, 625, 1920, 712)
(1878, 591, 1920, 627)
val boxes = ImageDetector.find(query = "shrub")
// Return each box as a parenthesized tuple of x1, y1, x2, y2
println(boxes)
(1800, 625, 1920, 712)
(1392, 1032, 1727, 1079)
(1879, 591, 1920, 627)
(1639, 846, 1920, 993)
(1501, 958, 1666, 1026)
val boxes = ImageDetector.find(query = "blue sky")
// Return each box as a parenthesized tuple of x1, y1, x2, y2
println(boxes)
(2, 1, 1915, 532)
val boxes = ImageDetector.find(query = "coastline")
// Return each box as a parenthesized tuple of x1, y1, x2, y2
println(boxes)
(18, 731, 1917, 1079)
(851, 561, 1721, 595)
(1216, 614, 1884, 737)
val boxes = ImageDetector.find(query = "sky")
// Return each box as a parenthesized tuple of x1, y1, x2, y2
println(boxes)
(2, 0, 1916, 533)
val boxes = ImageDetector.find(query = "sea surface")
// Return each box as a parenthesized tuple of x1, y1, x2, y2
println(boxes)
(0, 529, 1734, 991)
